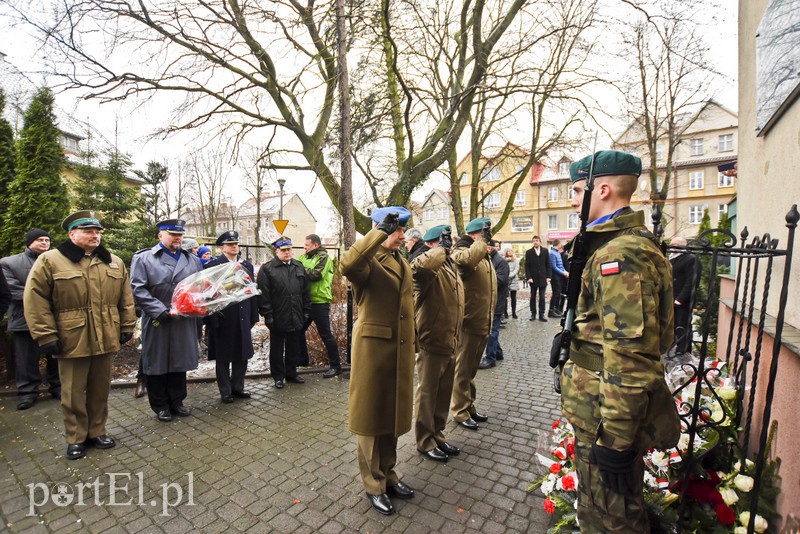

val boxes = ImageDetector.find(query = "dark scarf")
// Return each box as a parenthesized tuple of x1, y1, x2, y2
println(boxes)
(57, 239, 112, 264)
(408, 240, 429, 262)
(455, 234, 474, 248)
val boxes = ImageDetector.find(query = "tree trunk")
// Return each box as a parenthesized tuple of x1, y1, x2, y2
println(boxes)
(336, 0, 356, 248)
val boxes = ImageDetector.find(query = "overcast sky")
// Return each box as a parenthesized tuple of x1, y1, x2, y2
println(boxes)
(0, 1, 738, 235)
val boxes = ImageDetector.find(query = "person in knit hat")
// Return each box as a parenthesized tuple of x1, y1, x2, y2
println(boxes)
(0, 228, 60, 410)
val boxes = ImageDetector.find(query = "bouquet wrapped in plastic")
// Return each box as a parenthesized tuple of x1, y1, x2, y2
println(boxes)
(169, 262, 260, 317)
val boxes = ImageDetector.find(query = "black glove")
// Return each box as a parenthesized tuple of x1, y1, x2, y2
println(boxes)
(439, 229, 453, 251)
(154, 311, 172, 327)
(481, 222, 492, 242)
(376, 212, 400, 235)
(263, 316, 274, 329)
(119, 332, 133, 345)
(40, 340, 62, 356)
(589, 443, 638, 495)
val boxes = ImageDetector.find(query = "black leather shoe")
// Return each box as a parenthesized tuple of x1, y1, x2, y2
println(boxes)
(471, 411, 489, 422)
(322, 368, 341, 378)
(85, 435, 116, 449)
(17, 397, 36, 410)
(134, 378, 146, 398)
(529, 316, 536, 321)
(539, 316, 548, 322)
(157, 410, 173, 422)
(458, 418, 479, 430)
(366, 493, 394, 516)
(286, 375, 305, 384)
(418, 447, 448, 463)
(478, 359, 495, 370)
(496, 353, 504, 361)
(171, 406, 191, 417)
(274, 379, 284, 389)
(232, 390, 251, 399)
(66, 444, 86, 460)
(438, 442, 461, 456)
(221, 395, 234, 404)
(512, 314, 518, 319)
(387, 481, 414, 499)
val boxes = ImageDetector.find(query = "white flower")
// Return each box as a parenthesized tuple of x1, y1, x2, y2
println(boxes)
(734, 527, 747, 534)
(677, 433, 690, 452)
(643, 472, 657, 489)
(739, 512, 768, 533)
(718, 386, 737, 401)
(734, 474, 755, 492)
(541, 474, 557, 495)
(650, 450, 669, 469)
(720, 487, 739, 506)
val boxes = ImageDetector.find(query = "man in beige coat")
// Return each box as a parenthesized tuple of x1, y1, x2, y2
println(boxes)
(450, 217, 497, 430)
(24, 211, 136, 460)
(341, 207, 415, 516)
(411, 225, 464, 463)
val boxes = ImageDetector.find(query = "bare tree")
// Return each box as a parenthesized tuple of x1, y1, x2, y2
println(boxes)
(187, 150, 231, 237)
(9, 0, 532, 234)
(162, 158, 192, 220)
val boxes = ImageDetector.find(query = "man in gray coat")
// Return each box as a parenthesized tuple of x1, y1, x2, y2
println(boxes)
(1, 229, 61, 410)
(130, 219, 203, 422)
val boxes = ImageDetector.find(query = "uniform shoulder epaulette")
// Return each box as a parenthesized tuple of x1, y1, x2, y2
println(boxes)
(133, 248, 150, 255)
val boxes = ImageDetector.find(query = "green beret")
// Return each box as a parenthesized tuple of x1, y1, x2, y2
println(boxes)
(465, 217, 491, 234)
(569, 150, 642, 182)
(423, 225, 450, 241)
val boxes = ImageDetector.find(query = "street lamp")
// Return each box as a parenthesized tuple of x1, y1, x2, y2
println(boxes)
(277, 178, 286, 220)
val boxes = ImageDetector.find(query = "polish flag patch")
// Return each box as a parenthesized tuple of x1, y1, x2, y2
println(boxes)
(600, 261, 620, 276)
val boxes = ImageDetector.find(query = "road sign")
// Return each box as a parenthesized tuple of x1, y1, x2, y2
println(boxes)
(273, 219, 288, 234)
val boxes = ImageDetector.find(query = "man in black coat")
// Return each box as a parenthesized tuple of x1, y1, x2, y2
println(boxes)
(524, 235, 551, 321)
(257, 236, 312, 389)
(480, 240, 509, 369)
(204, 231, 259, 403)
(670, 236, 701, 354)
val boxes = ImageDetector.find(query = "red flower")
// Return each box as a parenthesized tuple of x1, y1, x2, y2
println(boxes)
(552, 420, 561, 430)
(562, 473, 576, 491)
(544, 497, 555, 514)
(715, 504, 736, 526)
(550, 463, 562, 474)
(566, 442, 575, 460)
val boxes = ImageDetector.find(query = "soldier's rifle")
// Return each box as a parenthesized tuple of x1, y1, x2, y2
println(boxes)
(550, 143, 598, 393)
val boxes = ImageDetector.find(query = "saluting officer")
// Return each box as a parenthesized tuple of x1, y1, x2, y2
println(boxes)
(340, 207, 416, 517)
(450, 217, 496, 430)
(204, 231, 259, 403)
(410, 225, 464, 463)
(561, 150, 679, 532)
(130, 219, 203, 422)
(24, 211, 136, 460)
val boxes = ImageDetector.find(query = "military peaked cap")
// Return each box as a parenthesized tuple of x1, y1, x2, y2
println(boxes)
(216, 231, 239, 246)
(273, 236, 292, 250)
(569, 150, 642, 182)
(62, 210, 103, 231)
(157, 219, 186, 234)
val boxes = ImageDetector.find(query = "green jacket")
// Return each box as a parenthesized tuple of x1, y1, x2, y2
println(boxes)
(298, 247, 334, 304)
(411, 245, 464, 356)
(561, 207, 679, 451)
(451, 235, 496, 336)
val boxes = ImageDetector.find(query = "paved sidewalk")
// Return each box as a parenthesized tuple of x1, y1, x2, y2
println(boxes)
(0, 311, 562, 533)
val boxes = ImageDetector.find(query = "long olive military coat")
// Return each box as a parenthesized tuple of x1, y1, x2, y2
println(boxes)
(341, 228, 416, 437)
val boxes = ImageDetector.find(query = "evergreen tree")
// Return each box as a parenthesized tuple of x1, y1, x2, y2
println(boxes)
(134, 161, 169, 226)
(0, 89, 16, 255)
(1, 87, 68, 252)
(694, 210, 732, 351)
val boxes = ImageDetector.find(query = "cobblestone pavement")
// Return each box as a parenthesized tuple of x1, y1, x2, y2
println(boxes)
(0, 302, 564, 533)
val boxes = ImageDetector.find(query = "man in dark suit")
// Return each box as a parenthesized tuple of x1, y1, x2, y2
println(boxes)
(525, 235, 551, 321)
(204, 231, 259, 403)
(669, 236, 701, 354)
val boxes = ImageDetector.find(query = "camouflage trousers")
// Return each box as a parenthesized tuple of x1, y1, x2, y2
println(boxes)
(573, 425, 649, 533)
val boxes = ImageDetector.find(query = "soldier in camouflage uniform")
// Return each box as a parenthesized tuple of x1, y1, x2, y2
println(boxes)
(560, 150, 680, 533)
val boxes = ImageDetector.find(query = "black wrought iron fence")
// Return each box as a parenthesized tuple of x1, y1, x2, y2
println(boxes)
(665, 205, 798, 533)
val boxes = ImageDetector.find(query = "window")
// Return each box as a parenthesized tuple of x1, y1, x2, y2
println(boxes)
(548, 215, 558, 230)
(438, 207, 448, 219)
(689, 171, 704, 190)
(718, 134, 733, 152)
(424, 208, 435, 220)
(718, 204, 728, 220)
(515, 164, 525, 176)
(568, 187, 575, 201)
(60, 135, 80, 151)
(515, 190, 526, 206)
(459, 172, 469, 185)
(689, 138, 704, 156)
(548, 186, 559, 202)
(567, 213, 579, 229)
(718, 172, 734, 188)
(483, 193, 501, 209)
(480, 166, 500, 182)
(461, 197, 468, 209)
(656, 175, 664, 192)
(558, 161, 570, 176)
(656, 143, 664, 161)
(689, 205, 707, 224)
(511, 216, 533, 232)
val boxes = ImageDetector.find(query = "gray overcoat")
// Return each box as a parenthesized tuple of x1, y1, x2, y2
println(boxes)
(130, 244, 203, 375)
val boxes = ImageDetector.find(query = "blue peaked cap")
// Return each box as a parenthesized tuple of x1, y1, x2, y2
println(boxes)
(371, 206, 412, 227)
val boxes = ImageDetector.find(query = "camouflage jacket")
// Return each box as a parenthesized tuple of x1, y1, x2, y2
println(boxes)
(562, 207, 679, 451)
